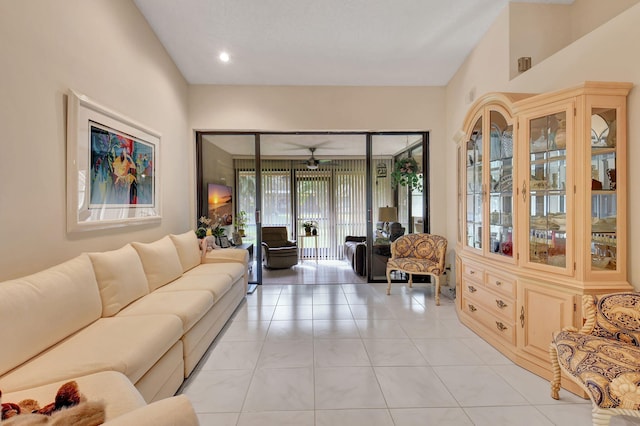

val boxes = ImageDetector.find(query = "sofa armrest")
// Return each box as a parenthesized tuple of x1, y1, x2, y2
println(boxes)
(203, 248, 249, 265)
(103, 395, 198, 426)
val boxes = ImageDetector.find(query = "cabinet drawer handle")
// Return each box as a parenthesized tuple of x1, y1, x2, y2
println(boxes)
(495, 280, 502, 286)
(469, 270, 476, 275)
(468, 304, 477, 312)
(496, 299, 508, 309)
(520, 306, 525, 328)
(496, 322, 507, 332)
(468, 285, 477, 293)
(522, 180, 527, 202)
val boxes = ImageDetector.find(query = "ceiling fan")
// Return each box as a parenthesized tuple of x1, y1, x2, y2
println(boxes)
(303, 147, 333, 169)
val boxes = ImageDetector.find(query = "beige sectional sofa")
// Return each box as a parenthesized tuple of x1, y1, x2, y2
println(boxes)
(0, 230, 248, 424)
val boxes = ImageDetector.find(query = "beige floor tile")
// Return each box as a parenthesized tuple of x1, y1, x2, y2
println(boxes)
(180, 280, 597, 422)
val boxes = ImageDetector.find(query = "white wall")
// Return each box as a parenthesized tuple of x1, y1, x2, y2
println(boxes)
(446, 2, 640, 287)
(189, 85, 449, 237)
(509, 3, 572, 80)
(570, 0, 639, 41)
(508, 0, 639, 80)
(0, 0, 190, 280)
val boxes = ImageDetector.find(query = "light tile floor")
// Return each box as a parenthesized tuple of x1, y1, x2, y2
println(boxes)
(181, 281, 640, 425)
(261, 260, 368, 285)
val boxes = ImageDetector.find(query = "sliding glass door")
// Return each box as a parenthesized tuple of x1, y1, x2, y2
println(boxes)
(196, 131, 428, 285)
(369, 133, 429, 281)
(197, 134, 261, 287)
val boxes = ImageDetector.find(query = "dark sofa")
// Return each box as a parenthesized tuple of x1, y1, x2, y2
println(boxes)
(344, 223, 406, 278)
(344, 236, 366, 276)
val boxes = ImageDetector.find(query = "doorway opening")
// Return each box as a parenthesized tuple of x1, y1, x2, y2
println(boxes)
(195, 131, 429, 286)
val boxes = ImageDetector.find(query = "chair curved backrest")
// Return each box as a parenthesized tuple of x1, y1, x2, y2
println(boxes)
(262, 226, 294, 248)
(391, 233, 447, 271)
(261, 226, 298, 269)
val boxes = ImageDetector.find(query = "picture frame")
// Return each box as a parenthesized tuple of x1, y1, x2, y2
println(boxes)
(232, 232, 243, 246)
(66, 90, 161, 232)
(218, 235, 231, 248)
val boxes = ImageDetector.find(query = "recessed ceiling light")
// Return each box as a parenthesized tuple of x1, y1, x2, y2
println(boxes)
(219, 52, 230, 63)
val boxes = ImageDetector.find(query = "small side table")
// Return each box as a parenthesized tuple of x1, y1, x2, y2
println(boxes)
(298, 234, 318, 262)
(234, 243, 254, 272)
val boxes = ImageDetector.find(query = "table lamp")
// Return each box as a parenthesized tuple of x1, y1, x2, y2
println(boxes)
(378, 206, 397, 234)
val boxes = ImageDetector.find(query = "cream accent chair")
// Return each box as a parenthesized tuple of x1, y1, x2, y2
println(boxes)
(385, 233, 447, 305)
(550, 292, 640, 426)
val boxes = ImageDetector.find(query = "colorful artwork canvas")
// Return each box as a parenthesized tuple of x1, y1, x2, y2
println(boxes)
(89, 121, 155, 207)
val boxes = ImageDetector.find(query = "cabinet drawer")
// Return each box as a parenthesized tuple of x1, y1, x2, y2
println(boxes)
(463, 279, 515, 321)
(485, 273, 516, 298)
(462, 263, 484, 281)
(462, 278, 482, 298)
(463, 296, 516, 345)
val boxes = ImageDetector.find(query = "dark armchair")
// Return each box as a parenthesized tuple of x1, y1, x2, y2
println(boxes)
(261, 226, 298, 269)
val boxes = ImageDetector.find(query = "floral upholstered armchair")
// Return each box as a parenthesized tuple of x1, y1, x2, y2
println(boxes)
(385, 233, 447, 305)
(550, 292, 640, 426)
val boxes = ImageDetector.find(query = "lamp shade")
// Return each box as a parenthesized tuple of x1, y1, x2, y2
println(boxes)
(378, 206, 397, 222)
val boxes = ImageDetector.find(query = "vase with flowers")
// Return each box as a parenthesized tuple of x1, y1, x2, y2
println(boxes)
(196, 216, 211, 239)
(302, 220, 317, 236)
(391, 157, 423, 192)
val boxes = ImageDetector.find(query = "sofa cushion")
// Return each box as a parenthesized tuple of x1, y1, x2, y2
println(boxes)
(1, 371, 146, 422)
(169, 231, 202, 273)
(0, 254, 102, 377)
(185, 262, 246, 284)
(117, 291, 214, 333)
(0, 315, 183, 392)
(155, 274, 234, 302)
(88, 244, 150, 317)
(132, 236, 184, 292)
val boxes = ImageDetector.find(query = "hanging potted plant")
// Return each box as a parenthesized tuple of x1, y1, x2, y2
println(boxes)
(391, 157, 423, 191)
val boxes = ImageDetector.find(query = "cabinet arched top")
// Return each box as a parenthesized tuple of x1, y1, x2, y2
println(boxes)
(461, 92, 533, 134)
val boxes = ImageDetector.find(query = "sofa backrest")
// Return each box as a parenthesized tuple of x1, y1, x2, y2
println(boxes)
(132, 236, 184, 292)
(169, 231, 202, 273)
(0, 254, 102, 376)
(88, 244, 150, 317)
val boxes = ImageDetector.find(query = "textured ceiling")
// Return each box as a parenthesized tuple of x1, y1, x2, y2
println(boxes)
(134, 0, 574, 86)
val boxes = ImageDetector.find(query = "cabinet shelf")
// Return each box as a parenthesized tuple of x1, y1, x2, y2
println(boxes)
(591, 147, 616, 155)
(529, 155, 567, 166)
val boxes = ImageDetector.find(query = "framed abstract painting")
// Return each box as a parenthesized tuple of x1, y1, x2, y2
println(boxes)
(66, 90, 161, 232)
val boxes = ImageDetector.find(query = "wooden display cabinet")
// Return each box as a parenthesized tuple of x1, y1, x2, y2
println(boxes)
(456, 82, 632, 395)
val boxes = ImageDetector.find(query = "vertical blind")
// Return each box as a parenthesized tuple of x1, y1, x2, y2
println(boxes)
(235, 158, 388, 260)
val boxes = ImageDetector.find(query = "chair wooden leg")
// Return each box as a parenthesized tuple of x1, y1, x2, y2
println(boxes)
(549, 343, 561, 400)
(408, 273, 413, 288)
(386, 269, 392, 295)
(434, 275, 440, 306)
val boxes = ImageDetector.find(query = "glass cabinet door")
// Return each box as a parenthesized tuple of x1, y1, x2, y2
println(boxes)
(590, 108, 617, 271)
(466, 117, 483, 250)
(488, 110, 514, 258)
(526, 111, 569, 269)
